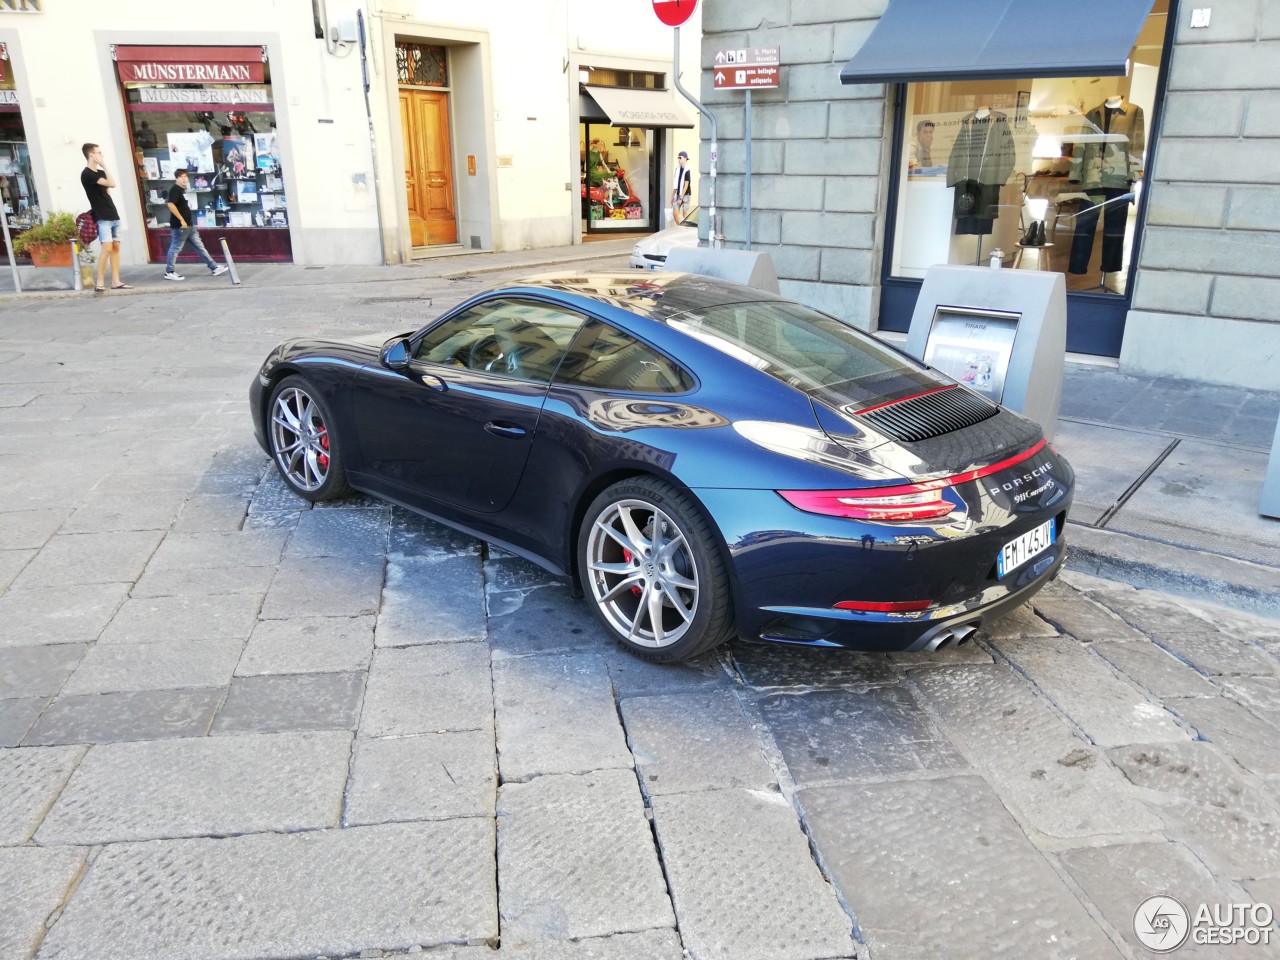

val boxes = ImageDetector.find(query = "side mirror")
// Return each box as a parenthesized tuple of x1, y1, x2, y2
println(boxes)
(382, 338, 412, 371)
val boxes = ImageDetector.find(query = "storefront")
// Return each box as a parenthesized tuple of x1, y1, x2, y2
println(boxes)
(578, 70, 693, 236)
(0, 41, 41, 257)
(112, 44, 292, 263)
(843, 0, 1174, 357)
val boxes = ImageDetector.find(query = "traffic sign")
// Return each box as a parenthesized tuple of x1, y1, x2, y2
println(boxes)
(652, 0, 697, 27)
(711, 47, 780, 89)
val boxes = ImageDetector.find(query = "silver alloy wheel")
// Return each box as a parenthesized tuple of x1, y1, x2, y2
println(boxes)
(270, 385, 331, 492)
(585, 497, 700, 648)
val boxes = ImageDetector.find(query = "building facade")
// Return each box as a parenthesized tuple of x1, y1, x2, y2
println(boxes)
(697, 0, 1280, 390)
(0, 0, 700, 269)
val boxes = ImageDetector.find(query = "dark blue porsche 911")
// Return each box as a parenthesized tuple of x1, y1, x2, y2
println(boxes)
(250, 272, 1073, 662)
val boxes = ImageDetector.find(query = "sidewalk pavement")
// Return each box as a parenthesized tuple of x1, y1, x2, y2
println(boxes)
(6, 237, 1274, 613)
(2, 258, 1279, 960)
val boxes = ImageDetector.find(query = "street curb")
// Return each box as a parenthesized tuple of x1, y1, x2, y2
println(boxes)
(1065, 524, 1280, 619)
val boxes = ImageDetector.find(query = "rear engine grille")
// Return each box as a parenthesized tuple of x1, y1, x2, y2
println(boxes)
(857, 386, 998, 442)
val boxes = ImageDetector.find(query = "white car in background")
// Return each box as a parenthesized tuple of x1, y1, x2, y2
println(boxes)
(629, 207, 700, 270)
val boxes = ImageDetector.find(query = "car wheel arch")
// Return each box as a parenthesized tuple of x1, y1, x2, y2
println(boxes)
(566, 466, 737, 606)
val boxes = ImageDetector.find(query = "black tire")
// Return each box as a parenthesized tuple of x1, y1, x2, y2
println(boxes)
(266, 374, 353, 502)
(579, 477, 735, 663)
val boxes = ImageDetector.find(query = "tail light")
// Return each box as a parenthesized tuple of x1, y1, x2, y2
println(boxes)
(779, 438, 1048, 523)
(834, 598, 933, 612)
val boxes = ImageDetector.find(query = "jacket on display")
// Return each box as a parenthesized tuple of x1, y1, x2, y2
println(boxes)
(1070, 100, 1145, 191)
(946, 111, 1017, 201)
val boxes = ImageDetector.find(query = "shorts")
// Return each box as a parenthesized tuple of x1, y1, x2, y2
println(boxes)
(96, 219, 122, 243)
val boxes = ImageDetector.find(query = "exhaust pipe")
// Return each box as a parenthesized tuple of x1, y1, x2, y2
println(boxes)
(922, 622, 980, 652)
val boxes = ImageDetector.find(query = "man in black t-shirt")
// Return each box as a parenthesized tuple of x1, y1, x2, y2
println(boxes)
(164, 168, 228, 281)
(80, 142, 129, 291)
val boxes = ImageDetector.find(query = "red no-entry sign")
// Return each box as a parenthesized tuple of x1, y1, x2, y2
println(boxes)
(652, 0, 697, 27)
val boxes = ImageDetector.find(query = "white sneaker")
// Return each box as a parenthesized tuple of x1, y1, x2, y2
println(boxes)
(211, 265, 229, 276)
(164, 271, 184, 281)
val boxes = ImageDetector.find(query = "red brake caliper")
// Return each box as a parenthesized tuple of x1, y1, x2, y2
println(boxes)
(317, 430, 330, 470)
(623, 548, 641, 596)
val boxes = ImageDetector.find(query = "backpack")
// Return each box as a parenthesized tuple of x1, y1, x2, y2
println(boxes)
(76, 211, 98, 247)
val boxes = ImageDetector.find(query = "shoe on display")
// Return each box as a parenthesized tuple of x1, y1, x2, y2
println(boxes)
(1020, 222, 1038, 245)
(1035, 221, 1048, 245)
(164, 272, 184, 281)
(211, 265, 229, 276)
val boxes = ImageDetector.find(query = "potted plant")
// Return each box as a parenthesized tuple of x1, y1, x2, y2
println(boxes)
(13, 212, 79, 268)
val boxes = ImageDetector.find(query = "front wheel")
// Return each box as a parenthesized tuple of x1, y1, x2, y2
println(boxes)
(579, 477, 735, 663)
(267, 374, 352, 502)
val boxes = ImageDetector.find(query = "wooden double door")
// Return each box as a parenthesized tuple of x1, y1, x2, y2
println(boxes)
(400, 89, 457, 247)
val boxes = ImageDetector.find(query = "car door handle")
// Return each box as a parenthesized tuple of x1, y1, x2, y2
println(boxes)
(419, 373, 447, 392)
(484, 422, 527, 439)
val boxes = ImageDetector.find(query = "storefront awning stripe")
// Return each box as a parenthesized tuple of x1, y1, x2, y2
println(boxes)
(115, 45, 263, 64)
(582, 85, 694, 129)
(839, 0, 1153, 85)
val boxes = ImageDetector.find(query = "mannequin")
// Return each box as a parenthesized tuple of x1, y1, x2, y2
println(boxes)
(1068, 96, 1146, 278)
(946, 107, 1016, 239)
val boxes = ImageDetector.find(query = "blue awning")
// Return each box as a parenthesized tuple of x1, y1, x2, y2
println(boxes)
(840, 0, 1153, 85)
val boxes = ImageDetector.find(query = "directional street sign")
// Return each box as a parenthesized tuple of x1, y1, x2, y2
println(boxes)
(652, 0, 698, 27)
(711, 47, 780, 90)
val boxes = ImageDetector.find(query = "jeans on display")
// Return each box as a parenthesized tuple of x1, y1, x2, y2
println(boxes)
(165, 227, 219, 273)
(1068, 187, 1131, 275)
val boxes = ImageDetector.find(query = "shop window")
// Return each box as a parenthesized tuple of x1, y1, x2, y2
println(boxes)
(582, 124, 653, 231)
(0, 42, 42, 245)
(114, 45, 291, 262)
(889, 2, 1168, 297)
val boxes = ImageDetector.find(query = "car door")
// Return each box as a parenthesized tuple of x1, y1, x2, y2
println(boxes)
(351, 297, 585, 515)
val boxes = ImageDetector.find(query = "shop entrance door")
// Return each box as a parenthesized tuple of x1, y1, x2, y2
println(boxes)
(400, 89, 457, 247)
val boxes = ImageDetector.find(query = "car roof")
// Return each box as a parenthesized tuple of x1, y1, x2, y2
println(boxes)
(510, 272, 787, 324)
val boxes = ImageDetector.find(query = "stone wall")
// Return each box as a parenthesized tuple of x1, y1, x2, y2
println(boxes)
(1123, 0, 1280, 388)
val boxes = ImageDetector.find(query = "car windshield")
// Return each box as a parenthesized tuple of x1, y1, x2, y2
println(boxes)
(668, 300, 937, 408)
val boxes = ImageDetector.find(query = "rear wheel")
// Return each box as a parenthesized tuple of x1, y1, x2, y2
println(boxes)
(267, 375, 352, 502)
(580, 477, 735, 662)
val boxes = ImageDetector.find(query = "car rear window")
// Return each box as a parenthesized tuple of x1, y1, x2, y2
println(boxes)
(667, 301, 933, 407)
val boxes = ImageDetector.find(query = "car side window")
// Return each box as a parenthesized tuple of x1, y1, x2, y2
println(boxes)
(414, 298, 585, 383)
(554, 320, 693, 394)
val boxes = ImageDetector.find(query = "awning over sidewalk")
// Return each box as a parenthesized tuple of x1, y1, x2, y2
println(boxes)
(839, 0, 1153, 85)
(581, 85, 694, 128)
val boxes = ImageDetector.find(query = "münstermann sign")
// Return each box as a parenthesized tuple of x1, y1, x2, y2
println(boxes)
(119, 61, 263, 82)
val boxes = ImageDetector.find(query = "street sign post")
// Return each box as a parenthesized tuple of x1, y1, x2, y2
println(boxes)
(710, 48, 781, 250)
(652, 0, 697, 27)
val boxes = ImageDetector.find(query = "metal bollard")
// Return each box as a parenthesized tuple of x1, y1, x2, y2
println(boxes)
(219, 238, 241, 285)
(70, 240, 83, 292)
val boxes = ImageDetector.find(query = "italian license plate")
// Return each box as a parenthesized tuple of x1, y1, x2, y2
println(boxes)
(996, 519, 1055, 579)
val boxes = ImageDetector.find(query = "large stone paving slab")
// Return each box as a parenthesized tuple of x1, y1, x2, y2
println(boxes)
(1053, 420, 1173, 526)
(621, 690, 776, 797)
(1091, 640, 1220, 699)
(1154, 632, 1279, 678)
(1165, 695, 1280, 777)
(497, 769, 673, 943)
(1030, 580, 1147, 640)
(344, 730, 496, 825)
(0, 745, 85, 844)
(145, 528, 289, 571)
(652, 788, 857, 960)
(910, 665, 1161, 840)
(36, 731, 351, 845)
(1057, 842, 1254, 959)
(421, 930, 685, 959)
(284, 505, 389, 558)
(37, 820, 498, 960)
(799, 776, 1122, 960)
(377, 554, 487, 646)
(98, 592, 262, 644)
(236, 614, 375, 675)
(0, 582, 128, 647)
(485, 580, 606, 656)
(23, 688, 222, 746)
(211, 671, 365, 735)
(0, 847, 85, 959)
(0, 508, 68, 550)
(492, 653, 632, 781)
(62, 489, 188, 534)
(729, 643, 899, 689)
(0, 644, 86, 698)
(989, 636, 1188, 746)
(0, 697, 48, 747)
(130, 562, 275, 598)
(758, 685, 965, 785)
(62, 638, 243, 695)
(10, 530, 165, 589)
(1110, 742, 1280, 879)
(602, 645, 734, 699)
(361, 644, 493, 737)
(259, 555, 385, 618)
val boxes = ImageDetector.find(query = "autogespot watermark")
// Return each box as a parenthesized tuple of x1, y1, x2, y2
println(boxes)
(1134, 896, 1275, 952)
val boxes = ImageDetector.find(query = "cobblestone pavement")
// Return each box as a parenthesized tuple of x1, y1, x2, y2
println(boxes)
(2, 261, 1278, 960)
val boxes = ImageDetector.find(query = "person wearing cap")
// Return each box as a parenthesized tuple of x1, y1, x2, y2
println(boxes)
(671, 149, 692, 224)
